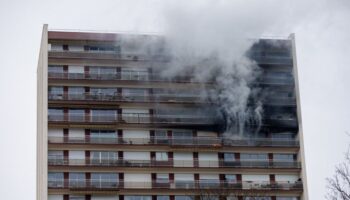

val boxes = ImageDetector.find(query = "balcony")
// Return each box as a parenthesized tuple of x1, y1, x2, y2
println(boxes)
(48, 179, 303, 191)
(264, 97, 296, 106)
(48, 71, 201, 83)
(251, 56, 293, 65)
(256, 76, 294, 86)
(48, 158, 301, 169)
(48, 50, 170, 62)
(48, 136, 300, 147)
(48, 92, 206, 104)
(48, 113, 217, 125)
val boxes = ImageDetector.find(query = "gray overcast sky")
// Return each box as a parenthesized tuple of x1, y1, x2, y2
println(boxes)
(0, 0, 349, 199)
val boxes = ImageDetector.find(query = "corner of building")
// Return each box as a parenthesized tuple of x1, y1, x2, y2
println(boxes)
(37, 24, 49, 200)
(289, 33, 309, 200)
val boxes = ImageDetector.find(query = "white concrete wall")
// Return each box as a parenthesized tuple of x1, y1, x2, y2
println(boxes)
(289, 33, 309, 200)
(37, 24, 48, 200)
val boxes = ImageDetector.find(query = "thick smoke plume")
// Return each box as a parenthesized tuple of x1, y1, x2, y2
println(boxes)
(155, 1, 290, 137)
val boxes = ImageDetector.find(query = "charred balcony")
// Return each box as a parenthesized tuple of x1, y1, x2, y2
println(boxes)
(48, 92, 207, 105)
(47, 113, 219, 126)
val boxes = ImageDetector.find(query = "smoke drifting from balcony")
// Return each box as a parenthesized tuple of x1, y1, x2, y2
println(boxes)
(156, 1, 285, 136)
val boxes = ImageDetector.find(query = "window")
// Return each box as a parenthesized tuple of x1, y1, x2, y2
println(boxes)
(91, 151, 118, 164)
(224, 153, 235, 161)
(175, 196, 193, 200)
(90, 88, 118, 96)
(244, 198, 271, 200)
(68, 66, 84, 79)
(69, 196, 85, 200)
(91, 110, 117, 122)
(157, 196, 170, 200)
(274, 154, 295, 167)
(226, 196, 238, 200)
(271, 132, 294, 140)
(202, 196, 219, 200)
(121, 68, 149, 81)
(276, 198, 298, 200)
(48, 151, 64, 165)
(173, 130, 193, 145)
(68, 87, 85, 100)
(69, 109, 85, 122)
(156, 174, 169, 184)
(125, 196, 152, 200)
(274, 154, 294, 161)
(48, 65, 64, 74)
(50, 44, 63, 51)
(48, 87, 63, 100)
(122, 88, 148, 101)
(90, 130, 117, 144)
(48, 172, 64, 188)
(48, 195, 63, 200)
(89, 67, 117, 79)
(156, 152, 168, 161)
(69, 173, 85, 188)
(225, 175, 237, 183)
(86, 45, 120, 53)
(241, 153, 268, 160)
(48, 109, 64, 121)
(91, 196, 119, 200)
(154, 130, 168, 144)
(91, 173, 118, 188)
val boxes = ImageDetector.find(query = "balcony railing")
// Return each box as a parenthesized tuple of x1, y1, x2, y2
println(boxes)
(48, 92, 205, 103)
(48, 113, 217, 125)
(48, 50, 170, 62)
(251, 56, 293, 65)
(257, 76, 294, 86)
(48, 179, 303, 190)
(264, 97, 296, 106)
(48, 158, 301, 169)
(48, 136, 300, 147)
(48, 71, 202, 83)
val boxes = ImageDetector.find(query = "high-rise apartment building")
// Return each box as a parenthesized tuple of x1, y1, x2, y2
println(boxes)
(37, 25, 308, 200)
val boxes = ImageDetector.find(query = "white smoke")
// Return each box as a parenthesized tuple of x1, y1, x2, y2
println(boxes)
(154, 1, 286, 136)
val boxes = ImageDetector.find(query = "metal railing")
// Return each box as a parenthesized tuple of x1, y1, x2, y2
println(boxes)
(48, 92, 205, 103)
(47, 179, 303, 190)
(48, 113, 217, 125)
(48, 71, 200, 83)
(257, 76, 294, 85)
(252, 56, 293, 65)
(264, 97, 296, 106)
(48, 136, 299, 147)
(48, 158, 301, 169)
(48, 50, 170, 62)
